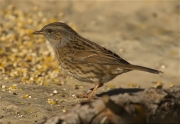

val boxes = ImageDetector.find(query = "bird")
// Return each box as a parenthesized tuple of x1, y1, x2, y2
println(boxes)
(32, 22, 162, 102)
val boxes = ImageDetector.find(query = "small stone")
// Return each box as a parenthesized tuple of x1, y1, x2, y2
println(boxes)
(53, 90, 58, 94)
(72, 94, 77, 98)
(160, 65, 166, 69)
(2, 85, 6, 89)
(62, 108, 67, 112)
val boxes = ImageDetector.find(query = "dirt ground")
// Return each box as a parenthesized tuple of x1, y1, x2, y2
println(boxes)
(0, 1, 179, 124)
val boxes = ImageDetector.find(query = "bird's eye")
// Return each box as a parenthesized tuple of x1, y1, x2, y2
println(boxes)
(47, 29, 52, 33)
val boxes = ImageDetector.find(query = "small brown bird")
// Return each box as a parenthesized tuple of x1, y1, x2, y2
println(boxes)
(32, 22, 162, 102)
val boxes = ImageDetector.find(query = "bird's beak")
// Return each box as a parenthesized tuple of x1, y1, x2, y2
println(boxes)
(32, 30, 44, 35)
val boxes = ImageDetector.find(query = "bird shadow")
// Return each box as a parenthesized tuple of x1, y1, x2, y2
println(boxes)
(96, 88, 144, 97)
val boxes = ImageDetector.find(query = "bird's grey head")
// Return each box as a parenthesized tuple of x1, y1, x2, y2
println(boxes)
(32, 22, 78, 47)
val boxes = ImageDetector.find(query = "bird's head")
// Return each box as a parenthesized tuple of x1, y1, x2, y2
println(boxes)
(32, 22, 78, 47)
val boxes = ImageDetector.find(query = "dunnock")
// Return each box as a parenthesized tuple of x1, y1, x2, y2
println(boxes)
(32, 22, 162, 102)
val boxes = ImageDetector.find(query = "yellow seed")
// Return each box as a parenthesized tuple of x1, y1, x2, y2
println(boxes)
(170, 84, 175, 87)
(108, 84, 115, 88)
(128, 83, 137, 88)
(23, 94, 30, 99)
(156, 81, 163, 85)
(47, 99, 58, 105)
(9, 84, 17, 89)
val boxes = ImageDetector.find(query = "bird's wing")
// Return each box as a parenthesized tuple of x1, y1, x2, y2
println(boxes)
(70, 50, 130, 65)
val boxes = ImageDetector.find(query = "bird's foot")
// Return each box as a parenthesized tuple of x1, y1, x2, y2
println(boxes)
(76, 88, 93, 98)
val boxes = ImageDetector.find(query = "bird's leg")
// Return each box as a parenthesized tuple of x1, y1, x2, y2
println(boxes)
(86, 84, 100, 102)
(86, 83, 104, 94)
(79, 84, 103, 100)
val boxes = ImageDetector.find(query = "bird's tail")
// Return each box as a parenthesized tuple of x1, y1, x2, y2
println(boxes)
(120, 64, 162, 74)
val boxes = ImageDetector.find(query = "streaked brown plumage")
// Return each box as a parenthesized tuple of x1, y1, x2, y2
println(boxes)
(32, 22, 162, 102)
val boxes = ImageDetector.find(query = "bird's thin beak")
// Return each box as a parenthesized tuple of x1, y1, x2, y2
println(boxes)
(32, 30, 43, 35)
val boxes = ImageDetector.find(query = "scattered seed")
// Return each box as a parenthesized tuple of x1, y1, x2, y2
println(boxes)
(47, 99, 58, 105)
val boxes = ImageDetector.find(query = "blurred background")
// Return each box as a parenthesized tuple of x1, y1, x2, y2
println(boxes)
(0, 0, 179, 123)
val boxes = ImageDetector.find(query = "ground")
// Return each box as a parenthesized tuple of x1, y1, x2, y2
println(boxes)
(0, 1, 179, 124)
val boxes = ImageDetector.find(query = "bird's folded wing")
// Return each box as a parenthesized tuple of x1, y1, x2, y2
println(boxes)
(70, 50, 130, 65)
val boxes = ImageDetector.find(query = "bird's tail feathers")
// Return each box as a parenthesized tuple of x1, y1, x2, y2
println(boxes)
(120, 64, 162, 74)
